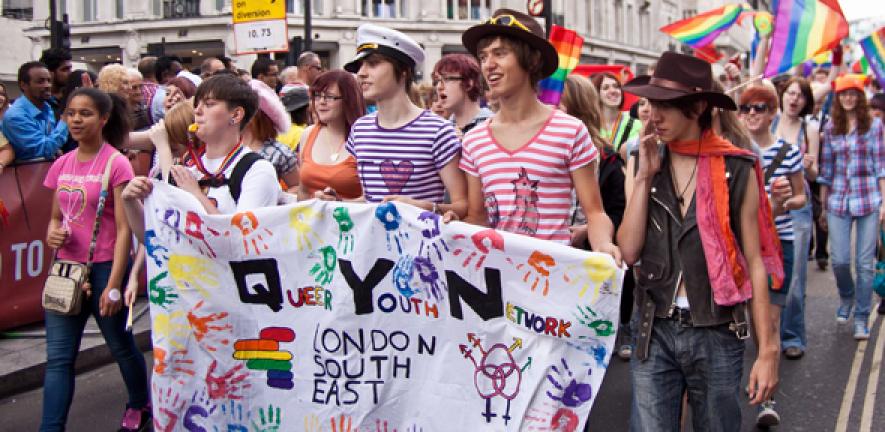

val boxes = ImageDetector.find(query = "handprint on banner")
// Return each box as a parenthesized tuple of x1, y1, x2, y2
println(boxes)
(184, 211, 221, 258)
(205, 360, 251, 400)
(309, 245, 337, 285)
(452, 228, 505, 270)
(145, 230, 170, 267)
(545, 358, 592, 408)
(525, 402, 580, 432)
(413, 256, 445, 300)
(302, 414, 323, 432)
(229, 211, 274, 256)
(149, 271, 179, 309)
(184, 389, 218, 432)
(507, 251, 556, 296)
(289, 206, 321, 251)
(168, 254, 219, 297)
(574, 305, 615, 337)
(157, 208, 182, 243)
(153, 384, 186, 432)
(153, 311, 189, 350)
(418, 211, 449, 260)
(364, 419, 396, 432)
(252, 404, 283, 432)
(566, 340, 608, 368)
(330, 414, 352, 432)
(215, 400, 250, 432)
(562, 255, 618, 302)
(187, 300, 233, 352)
(405, 425, 424, 432)
(375, 202, 409, 253)
(333, 207, 355, 255)
(153, 346, 196, 382)
(393, 255, 417, 297)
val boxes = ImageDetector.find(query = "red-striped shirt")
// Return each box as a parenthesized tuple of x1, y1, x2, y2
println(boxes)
(460, 109, 598, 244)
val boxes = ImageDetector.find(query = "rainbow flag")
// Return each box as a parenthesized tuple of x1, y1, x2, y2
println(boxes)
(660, 4, 746, 48)
(764, 0, 848, 77)
(538, 25, 583, 106)
(860, 27, 885, 88)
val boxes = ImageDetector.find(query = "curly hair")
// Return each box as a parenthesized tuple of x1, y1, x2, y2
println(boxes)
(97, 64, 130, 96)
(831, 89, 872, 136)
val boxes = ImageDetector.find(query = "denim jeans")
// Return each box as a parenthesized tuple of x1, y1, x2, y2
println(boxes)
(782, 204, 813, 349)
(828, 211, 879, 325)
(40, 261, 148, 432)
(629, 317, 745, 432)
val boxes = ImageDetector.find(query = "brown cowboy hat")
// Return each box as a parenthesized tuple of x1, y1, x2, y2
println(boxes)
(462, 9, 558, 78)
(623, 51, 737, 111)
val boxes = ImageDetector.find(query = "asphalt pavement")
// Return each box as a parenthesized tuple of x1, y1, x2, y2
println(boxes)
(1, 261, 883, 431)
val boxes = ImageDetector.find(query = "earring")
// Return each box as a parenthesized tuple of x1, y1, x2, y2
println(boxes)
(229, 118, 236, 125)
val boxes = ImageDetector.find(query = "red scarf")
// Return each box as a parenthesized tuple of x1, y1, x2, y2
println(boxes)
(669, 131, 784, 306)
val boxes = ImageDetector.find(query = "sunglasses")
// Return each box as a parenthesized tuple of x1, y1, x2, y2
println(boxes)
(484, 15, 531, 33)
(739, 103, 769, 114)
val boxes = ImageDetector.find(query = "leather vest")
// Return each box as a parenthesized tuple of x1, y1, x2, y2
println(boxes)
(633, 149, 754, 360)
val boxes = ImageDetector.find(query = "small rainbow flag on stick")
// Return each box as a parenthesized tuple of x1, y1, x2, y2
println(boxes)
(860, 27, 885, 89)
(764, 0, 848, 77)
(538, 25, 583, 106)
(659, 4, 746, 48)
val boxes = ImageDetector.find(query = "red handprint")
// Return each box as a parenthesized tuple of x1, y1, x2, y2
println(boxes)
(331, 414, 353, 432)
(153, 347, 196, 382)
(205, 360, 251, 400)
(184, 211, 220, 258)
(508, 251, 557, 296)
(153, 384, 186, 432)
(452, 228, 505, 270)
(187, 300, 233, 352)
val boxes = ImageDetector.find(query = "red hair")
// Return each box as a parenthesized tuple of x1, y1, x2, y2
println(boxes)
(433, 54, 483, 102)
(739, 85, 779, 110)
(310, 70, 366, 133)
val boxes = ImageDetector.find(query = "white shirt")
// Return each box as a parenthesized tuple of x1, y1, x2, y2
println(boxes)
(187, 147, 279, 214)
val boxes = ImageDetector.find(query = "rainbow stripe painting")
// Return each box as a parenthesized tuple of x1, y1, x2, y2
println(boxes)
(659, 4, 746, 48)
(538, 25, 583, 106)
(764, 0, 848, 77)
(860, 27, 885, 89)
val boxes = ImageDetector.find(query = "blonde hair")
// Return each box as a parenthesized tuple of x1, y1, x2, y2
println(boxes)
(97, 64, 130, 95)
(560, 74, 609, 150)
(280, 66, 299, 85)
(163, 102, 195, 149)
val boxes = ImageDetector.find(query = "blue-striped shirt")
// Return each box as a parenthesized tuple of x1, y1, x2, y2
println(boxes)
(346, 110, 461, 203)
(760, 139, 803, 240)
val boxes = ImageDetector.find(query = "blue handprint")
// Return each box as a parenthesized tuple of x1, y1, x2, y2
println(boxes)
(393, 255, 418, 298)
(145, 230, 170, 266)
(375, 202, 408, 253)
(214, 400, 249, 432)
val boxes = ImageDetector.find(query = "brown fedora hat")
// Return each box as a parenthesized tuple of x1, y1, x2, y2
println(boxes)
(624, 51, 737, 111)
(462, 8, 558, 78)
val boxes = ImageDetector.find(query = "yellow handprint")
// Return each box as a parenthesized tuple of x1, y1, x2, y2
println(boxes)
(563, 255, 617, 301)
(153, 311, 189, 350)
(168, 254, 218, 297)
(288, 206, 322, 251)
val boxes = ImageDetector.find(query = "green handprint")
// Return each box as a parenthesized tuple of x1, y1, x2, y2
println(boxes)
(149, 271, 179, 309)
(333, 207, 355, 255)
(575, 305, 615, 337)
(251, 404, 282, 432)
(310, 246, 337, 285)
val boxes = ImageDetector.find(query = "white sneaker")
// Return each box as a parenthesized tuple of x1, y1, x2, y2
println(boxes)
(756, 399, 780, 427)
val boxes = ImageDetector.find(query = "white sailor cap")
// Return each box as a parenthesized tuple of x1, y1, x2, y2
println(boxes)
(344, 24, 425, 73)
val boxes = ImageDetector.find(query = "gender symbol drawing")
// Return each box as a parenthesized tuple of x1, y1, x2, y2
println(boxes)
(459, 333, 523, 425)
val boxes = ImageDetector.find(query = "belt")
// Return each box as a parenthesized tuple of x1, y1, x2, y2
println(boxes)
(664, 306, 693, 326)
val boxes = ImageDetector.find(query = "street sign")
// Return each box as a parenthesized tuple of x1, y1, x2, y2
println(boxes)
(233, 20, 289, 54)
(527, 0, 544, 17)
(232, 0, 285, 23)
(231, 0, 288, 54)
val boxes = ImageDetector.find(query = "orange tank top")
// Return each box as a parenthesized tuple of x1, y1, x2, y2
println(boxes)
(299, 125, 362, 199)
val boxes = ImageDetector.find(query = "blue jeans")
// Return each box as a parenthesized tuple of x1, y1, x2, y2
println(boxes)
(629, 318, 745, 432)
(40, 261, 148, 432)
(827, 211, 879, 325)
(782, 205, 813, 349)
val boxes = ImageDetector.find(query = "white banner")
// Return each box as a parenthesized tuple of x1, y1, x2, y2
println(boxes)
(144, 182, 624, 432)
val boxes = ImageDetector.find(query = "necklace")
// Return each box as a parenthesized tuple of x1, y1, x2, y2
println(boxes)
(188, 137, 245, 187)
(329, 140, 347, 162)
(669, 138, 701, 207)
(608, 111, 623, 140)
(61, 145, 104, 230)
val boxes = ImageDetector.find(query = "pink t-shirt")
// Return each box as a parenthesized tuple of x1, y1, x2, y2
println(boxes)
(44, 144, 134, 263)
(460, 109, 598, 244)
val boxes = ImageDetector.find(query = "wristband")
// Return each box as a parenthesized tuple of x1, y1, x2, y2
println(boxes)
(107, 288, 121, 302)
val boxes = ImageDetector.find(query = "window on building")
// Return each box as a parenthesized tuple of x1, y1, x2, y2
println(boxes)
(592, 0, 603, 37)
(216, 0, 224, 12)
(116, 0, 124, 19)
(2, 0, 32, 20)
(83, 0, 96, 21)
(614, 0, 623, 41)
(446, 0, 489, 20)
(153, 0, 162, 16)
(362, 0, 398, 18)
(288, 0, 324, 15)
(163, 0, 200, 18)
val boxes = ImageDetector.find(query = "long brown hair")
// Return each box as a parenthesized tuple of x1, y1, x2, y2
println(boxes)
(560, 74, 610, 150)
(310, 70, 366, 134)
(831, 89, 872, 136)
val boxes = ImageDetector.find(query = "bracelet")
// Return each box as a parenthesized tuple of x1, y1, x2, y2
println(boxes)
(107, 288, 121, 302)
(432, 202, 440, 215)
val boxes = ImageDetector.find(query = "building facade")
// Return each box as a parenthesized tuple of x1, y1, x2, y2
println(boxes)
(17, 0, 705, 79)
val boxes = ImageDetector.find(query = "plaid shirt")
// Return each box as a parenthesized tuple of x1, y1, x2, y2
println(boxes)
(818, 118, 885, 217)
(141, 82, 159, 123)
